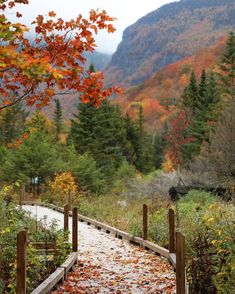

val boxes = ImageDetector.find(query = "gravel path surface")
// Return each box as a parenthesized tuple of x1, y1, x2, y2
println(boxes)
(23, 205, 176, 293)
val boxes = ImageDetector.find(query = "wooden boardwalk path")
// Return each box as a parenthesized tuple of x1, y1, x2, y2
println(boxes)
(23, 205, 176, 293)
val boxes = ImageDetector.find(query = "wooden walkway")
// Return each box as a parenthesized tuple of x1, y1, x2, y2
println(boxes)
(23, 204, 176, 293)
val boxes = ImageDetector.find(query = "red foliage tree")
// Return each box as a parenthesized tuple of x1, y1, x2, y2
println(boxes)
(164, 110, 193, 167)
(0, 0, 121, 110)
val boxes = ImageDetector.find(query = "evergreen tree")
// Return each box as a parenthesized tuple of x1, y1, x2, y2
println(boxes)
(70, 99, 129, 179)
(153, 132, 165, 169)
(53, 99, 63, 141)
(198, 69, 207, 100)
(89, 63, 95, 73)
(206, 72, 220, 109)
(135, 105, 154, 173)
(218, 31, 235, 100)
(9, 111, 62, 191)
(182, 69, 220, 163)
(136, 105, 145, 169)
(1, 132, 63, 191)
(182, 71, 199, 116)
(0, 103, 28, 145)
(70, 101, 98, 154)
(124, 114, 138, 164)
(59, 144, 105, 193)
(210, 31, 235, 185)
(27, 111, 53, 134)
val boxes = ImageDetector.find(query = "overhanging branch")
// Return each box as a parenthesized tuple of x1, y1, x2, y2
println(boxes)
(0, 89, 32, 111)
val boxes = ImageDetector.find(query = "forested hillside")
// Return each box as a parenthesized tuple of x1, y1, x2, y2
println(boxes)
(115, 37, 226, 132)
(105, 0, 235, 86)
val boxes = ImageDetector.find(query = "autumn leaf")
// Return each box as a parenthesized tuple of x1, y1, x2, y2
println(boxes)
(16, 11, 22, 18)
(45, 88, 55, 96)
(48, 11, 56, 17)
(0, 0, 118, 111)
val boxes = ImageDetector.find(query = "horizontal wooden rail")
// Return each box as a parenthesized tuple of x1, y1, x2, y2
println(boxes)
(31, 242, 55, 250)
(22, 201, 190, 293)
(31, 252, 77, 294)
(22, 201, 170, 259)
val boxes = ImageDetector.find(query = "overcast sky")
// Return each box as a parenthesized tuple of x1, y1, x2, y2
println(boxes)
(13, 0, 175, 53)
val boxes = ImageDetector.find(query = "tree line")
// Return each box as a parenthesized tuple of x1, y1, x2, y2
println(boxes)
(0, 77, 157, 194)
(164, 32, 234, 190)
(0, 32, 234, 195)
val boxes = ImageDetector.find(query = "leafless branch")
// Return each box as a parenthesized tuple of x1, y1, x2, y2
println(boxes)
(0, 89, 32, 111)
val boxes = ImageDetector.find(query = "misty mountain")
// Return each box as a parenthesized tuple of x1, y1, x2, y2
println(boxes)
(84, 51, 111, 71)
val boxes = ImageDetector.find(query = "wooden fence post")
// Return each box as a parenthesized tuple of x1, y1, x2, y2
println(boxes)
(143, 204, 148, 240)
(176, 231, 186, 294)
(17, 230, 27, 294)
(64, 204, 69, 234)
(168, 209, 175, 253)
(72, 207, 78, 252)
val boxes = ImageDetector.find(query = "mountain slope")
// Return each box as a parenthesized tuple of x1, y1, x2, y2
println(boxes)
(105, 0, 235, 86)
(44, 38, 225, 125)
(84, 51, 111, 70)
(114, 37, 226, 132)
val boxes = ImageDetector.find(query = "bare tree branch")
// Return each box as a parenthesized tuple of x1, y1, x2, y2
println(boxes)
(0, 89, 32, 111)
(54, 90, 77, 96)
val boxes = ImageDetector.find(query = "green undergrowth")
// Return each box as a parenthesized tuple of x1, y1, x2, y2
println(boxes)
(76, 190, 235, 293)
(0, 187, 71, 293)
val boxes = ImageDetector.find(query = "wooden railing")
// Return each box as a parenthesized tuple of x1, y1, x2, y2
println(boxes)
(16, 205, 78, 294)
(20, 201, 188, 294)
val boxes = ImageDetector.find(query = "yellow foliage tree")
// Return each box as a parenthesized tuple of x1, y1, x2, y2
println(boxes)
(50, 172, 77, 206)
(162, 153, 175, 172)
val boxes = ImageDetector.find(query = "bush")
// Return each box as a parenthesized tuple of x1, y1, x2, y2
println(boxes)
(114, 160, 136, 182)
(76, 189, 234, 292)
(72, 153, 106, 194)
(187, 202, 235, 294)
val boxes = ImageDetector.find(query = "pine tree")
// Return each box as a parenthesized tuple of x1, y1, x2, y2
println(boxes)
(135, 105, 154, 173)
(199, 69, 207, 100)
(53, 99, 63, 141)
(182, 70, 220, 163)
(136, 105, 144, 168)
(89, 63, 95, 73)
(124, 114, 138, 164)
(0, 103, 28, 145)
(70, 101, 97, 154)
(210, 31, 235, 185)
(153, 133, 165, 169)
(70, 99, 129, 179)
(218, 31, 235, 100)
(27, 111, 52, 134)
(182, 71, 199, 116)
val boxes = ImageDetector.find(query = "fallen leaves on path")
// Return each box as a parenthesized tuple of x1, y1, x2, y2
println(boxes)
(53, 242, 175, 293)
(23, 206, 175, 293)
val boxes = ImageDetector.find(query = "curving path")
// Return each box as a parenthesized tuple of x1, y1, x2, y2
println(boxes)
(23, 205, 176, 293)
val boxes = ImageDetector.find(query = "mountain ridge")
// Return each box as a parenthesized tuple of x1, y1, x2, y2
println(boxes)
(105, 0, 235, 86)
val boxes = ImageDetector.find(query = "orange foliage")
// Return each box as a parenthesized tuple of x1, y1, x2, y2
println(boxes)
(114, 37, 226, 132)
(0, 0, 120, 111)
(50, 172, 77, 194)
(162, 154, 174, 172)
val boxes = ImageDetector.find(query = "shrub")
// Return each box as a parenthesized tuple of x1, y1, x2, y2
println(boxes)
(114, 160, 136, 182)
(72, 153, 106, 194)
(187, 202, 235, 293)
